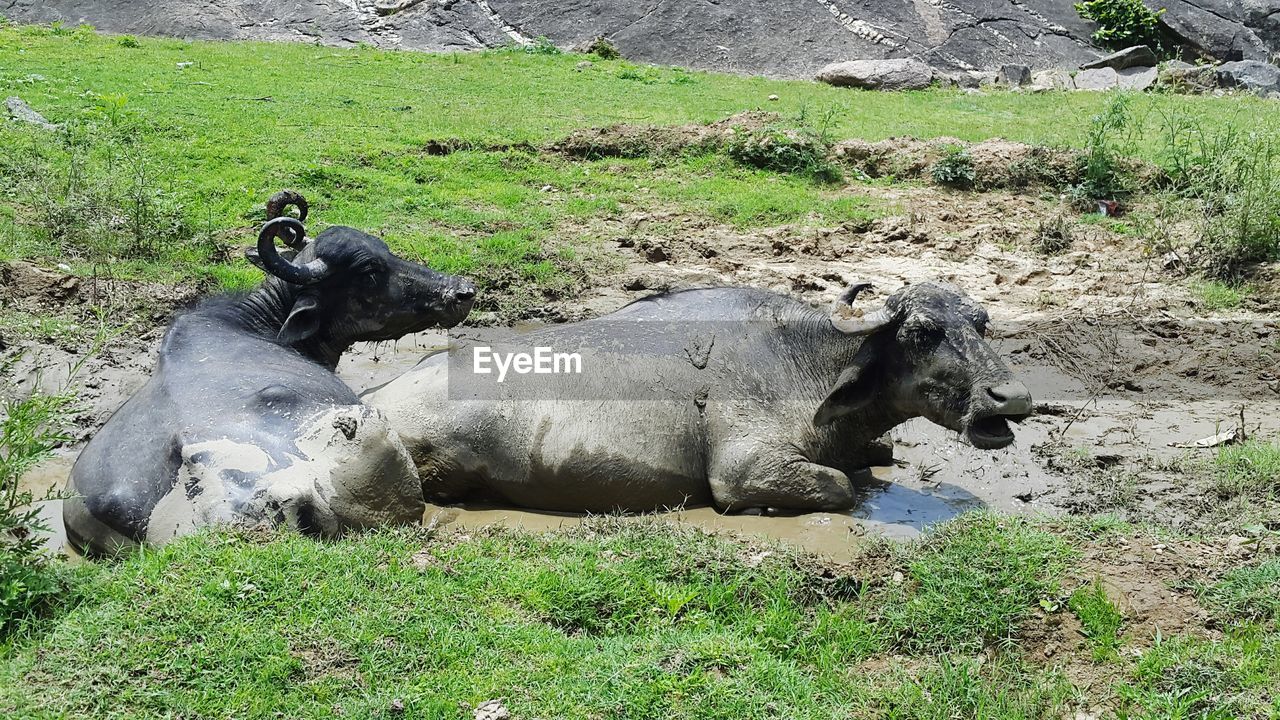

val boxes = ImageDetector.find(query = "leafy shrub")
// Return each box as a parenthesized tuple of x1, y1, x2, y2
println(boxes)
(1075, 0, 1165, 49)
(116, 34, 140, 49)
(1161, 113, 1280, 278)
(1, 384, 76, 635)
(584, 35, 620, 60)
(1071, 94, 1135, 206)
(930, 145, 976, 189)
(524, 36, 561, 55)
(724, 111, 841, 182)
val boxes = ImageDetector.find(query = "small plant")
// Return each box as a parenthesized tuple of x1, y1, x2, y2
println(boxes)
(116, 34, 140, 49)
(1069, 579, 1124, 661)
(585, 36, 620, 60)
(1071, 94, 1135, 206)
(1, 383, 77, 635)
(524, 36, 561, 55)
(724, 119, 840, 183)
(1199, 559, 1280, 622)
(930, 145, 976, 189)
(1194, 280, 1247, 310)
(1034, 213, 1074, 255)
(1074, 0, 1165, 49)
(1211, 440, 1280, 501)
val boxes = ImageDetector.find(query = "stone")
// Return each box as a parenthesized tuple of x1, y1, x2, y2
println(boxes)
(1032, 69, 1074, 90)
(1116, 65, 1159, 90)
(1159, 60, 1219, 92)
(997, 64, 1032, 86)
(815, 59, 934, 91)
(1215, 60, 1280, 94)
(953, 70, 998, 88)
(4, 96, 57, 130)
(1073, 67, 1120, 90)
(1080, 45, 1158, 71)
(1158, 0, 1273, 63)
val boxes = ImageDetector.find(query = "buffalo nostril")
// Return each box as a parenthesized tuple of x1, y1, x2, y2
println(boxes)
(985, 381, 1033, 415)
(454, 285, 476, 302)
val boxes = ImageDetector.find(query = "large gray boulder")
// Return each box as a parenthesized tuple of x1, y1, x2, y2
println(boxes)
(1080, 45, 1157, 70)
(1215, 60, 1280, 93)
(816, 58, 933, 90)
(1158, 0, 1274, 62)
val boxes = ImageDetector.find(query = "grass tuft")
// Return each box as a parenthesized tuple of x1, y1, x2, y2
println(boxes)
(1068, 579, 1124, 660)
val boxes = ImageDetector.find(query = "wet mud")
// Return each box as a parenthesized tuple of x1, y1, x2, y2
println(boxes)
(8, 179, 1280, 558)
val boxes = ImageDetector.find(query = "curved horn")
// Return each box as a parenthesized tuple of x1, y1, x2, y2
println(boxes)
(830, 282, 894, 336)
(257, 217, 331, 285)
(266, 190, 309, 246)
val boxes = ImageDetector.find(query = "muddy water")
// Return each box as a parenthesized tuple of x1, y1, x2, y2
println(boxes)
(22, 330, 1278, 562)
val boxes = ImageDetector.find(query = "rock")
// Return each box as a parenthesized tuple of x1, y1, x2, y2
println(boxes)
(574, 60, 593, 70)
(1158, 0, 1273, 63)
(1116, 65, 1158, 90)
(1159, 60, 1219, 92)
(1032, 69, 1074, 89)
(997, 64, 1032, 87)
(1215, 60, 1280, 94)
(815, 59, 933, 91)
(953, 70, 998, 88)
(1073, 67, 1119, 90)
(474, 700, 510, 720)
(1, 0, 1106, 78)
(4, 96, 58, 130)
(1080, 45, 1158, 71)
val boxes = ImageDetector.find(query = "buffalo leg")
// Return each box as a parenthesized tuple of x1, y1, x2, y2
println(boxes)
(709, 441, 856, 512)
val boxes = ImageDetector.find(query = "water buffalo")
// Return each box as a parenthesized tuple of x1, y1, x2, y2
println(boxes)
(65, 192, 476, 555)
(365, 281, 1031, 514)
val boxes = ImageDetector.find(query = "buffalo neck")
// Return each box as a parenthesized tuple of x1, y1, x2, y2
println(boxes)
(235, 279, 349, 371)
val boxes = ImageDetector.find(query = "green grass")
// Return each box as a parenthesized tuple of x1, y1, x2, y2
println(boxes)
(1212, 440, 1280, 500)
(2, 514, 1277, 719)
(1200, 559, 1280, 623)
(1194, 280, 1249, 310)
(1068, 579, 1124, 661)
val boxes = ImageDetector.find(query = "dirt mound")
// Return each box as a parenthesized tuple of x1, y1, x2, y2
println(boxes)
(833, 137, 1083, 189)
(551, 111, 779, 159)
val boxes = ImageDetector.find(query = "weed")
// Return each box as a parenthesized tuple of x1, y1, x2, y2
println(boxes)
(524, 36, 561, 55)
(584, 36, 620, 60)
(1160, 112, 1280, 279)
(1069, 579, 1124, 660)
(116, 34, 140, 49)
(1211, 440, 1280, 501)
(1199, 559, 1280, 623)
(1074, 0, 1165, 50)
(1071, 94, 1135, 205)
(1034, 212, 1074, 254)
(1194, 280, 1248, 310)
(929, 145, 976, 189)
(0, 382, 77, 636)
(724, 111, 841, 182)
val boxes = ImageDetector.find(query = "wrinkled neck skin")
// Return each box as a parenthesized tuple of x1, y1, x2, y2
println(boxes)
(235, 278, 349, 370)
(796, 316, 914, 456)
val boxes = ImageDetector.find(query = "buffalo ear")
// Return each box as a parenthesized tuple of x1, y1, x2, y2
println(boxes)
(278, 294, 323, 344)
(813, 352, 881, 426)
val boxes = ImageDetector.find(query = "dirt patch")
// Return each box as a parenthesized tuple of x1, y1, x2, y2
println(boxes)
(289, 637, 365, 686)
(550, 111, 780, 159)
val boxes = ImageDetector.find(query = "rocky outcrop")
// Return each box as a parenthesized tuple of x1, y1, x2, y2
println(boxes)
(1, 0, 1104, 76)
(1158, 0, 1277, 62)
(2, 0, 1275, 78)
(816, 59, 933, 90)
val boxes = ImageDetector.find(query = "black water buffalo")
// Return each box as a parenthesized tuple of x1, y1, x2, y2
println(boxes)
(365, 281, 1031, 514)
(65, 193, 476, 555)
